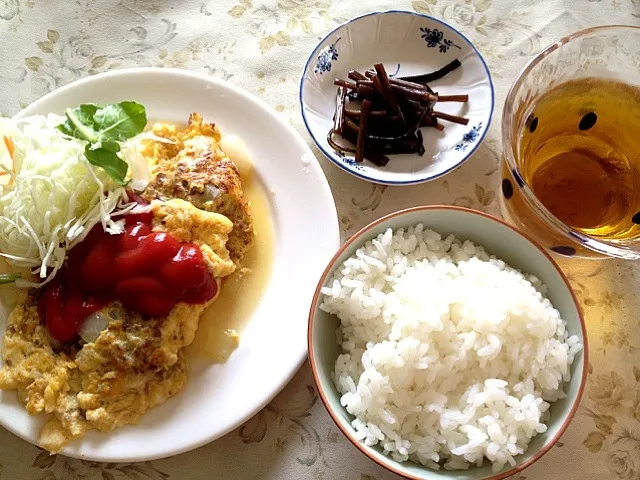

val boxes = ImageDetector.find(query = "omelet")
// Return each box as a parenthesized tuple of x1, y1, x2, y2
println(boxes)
(142, 113, 255, 263)
(0, 115, 256, 453)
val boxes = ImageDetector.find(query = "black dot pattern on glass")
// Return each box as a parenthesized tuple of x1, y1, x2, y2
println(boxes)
(502, 178, 514, 199)
(512, 169, 525, 188)
(579, 112, 597, 131)
(632, 212, 640, 224)
(529, 117, 538, 133)
(551, 246, 576, 256)
(525, 114, 534, 127)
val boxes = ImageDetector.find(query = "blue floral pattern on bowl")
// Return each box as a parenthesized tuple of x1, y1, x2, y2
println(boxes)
(454, 123, 483, 151)
(420, 27, 461, 53)
(337, 152, 364, 171)
(315, 37, 341, 74)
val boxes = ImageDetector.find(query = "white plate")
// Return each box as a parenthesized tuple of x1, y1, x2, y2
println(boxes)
(0, 68, 340, 461)
(300, 10, 495, 185)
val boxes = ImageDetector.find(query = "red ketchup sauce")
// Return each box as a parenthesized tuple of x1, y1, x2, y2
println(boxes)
(39, 194, 218, 343)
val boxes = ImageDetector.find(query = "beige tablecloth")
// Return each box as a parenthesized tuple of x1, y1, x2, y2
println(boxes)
(1, 1, 640, 479)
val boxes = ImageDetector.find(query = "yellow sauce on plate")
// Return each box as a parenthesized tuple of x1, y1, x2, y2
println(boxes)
(188, 174, 275, 362)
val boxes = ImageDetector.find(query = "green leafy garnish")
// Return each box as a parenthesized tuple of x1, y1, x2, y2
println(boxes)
(57, 101, 147, 185)
(57, 104, 101, 140)
(92, 102, 147, 141)
(0, 273, 21, 285)
(84, 143, 129, 184)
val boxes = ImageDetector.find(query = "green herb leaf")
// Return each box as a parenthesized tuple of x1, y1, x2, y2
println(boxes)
(84, 144, 129, 186)
(56, 101, 147, 184)
(0, 273, 21, 285)
(99, 140, 121, 153)
(93, 101, 147, 142)
(57, 104, 102, 142)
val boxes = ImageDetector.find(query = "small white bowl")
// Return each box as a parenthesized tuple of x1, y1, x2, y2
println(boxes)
(300, 10, 495, 185)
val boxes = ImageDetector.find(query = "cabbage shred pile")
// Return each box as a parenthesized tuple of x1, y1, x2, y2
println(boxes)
(0, 115, 134, 286)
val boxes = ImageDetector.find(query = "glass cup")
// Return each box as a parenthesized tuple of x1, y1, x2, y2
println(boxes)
(500, 25, 640, 259)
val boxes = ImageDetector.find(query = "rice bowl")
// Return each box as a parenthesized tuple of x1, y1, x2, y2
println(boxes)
(308, 206, 588, 480)
(321, 225, 581, 472)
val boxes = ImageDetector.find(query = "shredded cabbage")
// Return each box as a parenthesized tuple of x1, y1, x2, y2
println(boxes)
(0, 114, 138, 286)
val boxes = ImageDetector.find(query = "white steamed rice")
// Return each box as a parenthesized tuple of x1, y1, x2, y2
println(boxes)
(320, 224, 582, 472)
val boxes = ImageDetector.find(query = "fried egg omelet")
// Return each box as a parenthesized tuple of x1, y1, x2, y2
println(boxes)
(0, 114, 255, 453)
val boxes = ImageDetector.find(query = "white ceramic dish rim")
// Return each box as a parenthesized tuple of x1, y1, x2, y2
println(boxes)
(299, 10, 496, 185)
(2, 67, 340, 462)
(307, 206, 589, 480)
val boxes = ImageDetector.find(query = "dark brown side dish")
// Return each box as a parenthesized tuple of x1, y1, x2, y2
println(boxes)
(328, 60, 468, 166)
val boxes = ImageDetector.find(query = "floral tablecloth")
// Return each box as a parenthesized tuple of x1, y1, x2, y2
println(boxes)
(1, 1, 640, 479)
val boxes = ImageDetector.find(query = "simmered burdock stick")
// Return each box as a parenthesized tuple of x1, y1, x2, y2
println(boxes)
(364, 70, 467, 103)
(359, 78, 438, 103)
(356, 84, 376, 97)
(392, 84, 437, 103)
(432, 110, 469, 126)
(355, 100, 371, 163)
(348, 69, 368, 82)
(344, 108, 391, 118)
(387, 76, 431, 91)
(334, 79, 358, 91)
(327, 59, 468, 166)
(372, 63, 406, 127)
(365, 70, 431, 92)
(437, 94, 469, 103)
